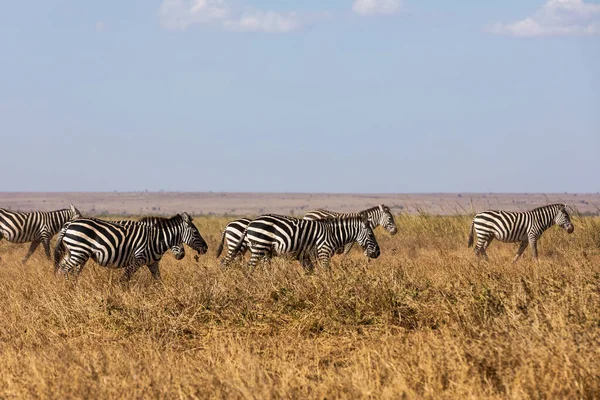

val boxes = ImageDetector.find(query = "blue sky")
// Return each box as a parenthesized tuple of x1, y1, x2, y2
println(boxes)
(1, 0, 598, 193)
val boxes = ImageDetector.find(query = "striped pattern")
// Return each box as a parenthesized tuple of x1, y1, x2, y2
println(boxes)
(113, 217, 187, 260)
(0, 204, 81, 263)
(468, 204, 574, 262)
(215, 218, 252, 266)
(303, 204, 397, 255)
(231, 214, 380, 270)
(54, 213, 208, 281)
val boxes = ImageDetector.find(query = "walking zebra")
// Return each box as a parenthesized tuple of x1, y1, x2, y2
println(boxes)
(112, 217, 188, 261)
(303, 204, 397, 255)
(54, 212, 208, 281)
(215, 218, 252, 266)
(230, 214, 380, 270)
(468, 204, 574, 262)
(0, 204, 81, 263)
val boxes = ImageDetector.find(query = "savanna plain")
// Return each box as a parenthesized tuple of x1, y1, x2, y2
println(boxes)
(1, 211, 599, 399)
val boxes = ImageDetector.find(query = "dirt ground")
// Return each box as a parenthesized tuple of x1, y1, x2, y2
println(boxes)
(0, 192, 598, 216)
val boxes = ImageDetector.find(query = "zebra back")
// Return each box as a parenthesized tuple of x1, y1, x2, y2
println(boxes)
(304, 204, 397, 235)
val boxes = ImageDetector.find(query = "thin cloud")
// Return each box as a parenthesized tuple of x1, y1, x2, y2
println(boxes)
(158, 0, 302, 33)
(488, 0, 600, 37)
(352, 0, 402, 16)
(224, 10, 300, 33)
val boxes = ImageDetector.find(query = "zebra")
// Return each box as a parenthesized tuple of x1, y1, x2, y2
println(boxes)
(303, 204, 397, 255)
(467, 203, 574, 263)
(53, 212, 208, 281)
(112, 217, 187, 261)
(0, 204, 82, 263)
(215, 218, 252, 266)
(230, 214, 380, 270)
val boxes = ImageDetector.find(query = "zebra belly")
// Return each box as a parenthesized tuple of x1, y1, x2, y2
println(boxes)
(493, 231, 528, 243)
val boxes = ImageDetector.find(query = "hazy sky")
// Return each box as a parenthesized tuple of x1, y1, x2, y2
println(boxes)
(1, 0, 598, 193)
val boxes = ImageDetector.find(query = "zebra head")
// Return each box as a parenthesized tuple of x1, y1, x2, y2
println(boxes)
(555, 204, 574, 234)
(356, 214, 381, 259)
(69, 204, 82, 220)
(180, 212, 209, 256)
(377, 204, 397, 235)
(171, 243, 186, 260)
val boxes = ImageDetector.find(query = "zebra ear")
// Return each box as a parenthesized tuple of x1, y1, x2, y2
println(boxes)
(182, 212, 193, 223)
(70, 204, 82, 218)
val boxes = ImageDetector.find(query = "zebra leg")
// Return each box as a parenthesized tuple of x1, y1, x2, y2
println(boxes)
(317, 249, 333, 270)
(474, 235, 488, 260)
(221, 243, 248, 267)
(120, 259, 144, 282)
(529, 237, 539, 262)
(479, 237, 494, 260)
(22, 240, 41, 264)
(247, 249, 265, 268)
(42, 238, 52, 260)
(512, 241, 529, 263)
(147, 262, 161, 280)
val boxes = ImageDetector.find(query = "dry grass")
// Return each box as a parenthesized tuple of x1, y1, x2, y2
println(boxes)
(0, 214, 599, 399)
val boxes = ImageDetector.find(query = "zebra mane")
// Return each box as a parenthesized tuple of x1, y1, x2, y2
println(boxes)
(530, 203, 565, 213)
(321, 215, 366, 224)
(360, 205, 383, 214)
(139, 214, 183, 224)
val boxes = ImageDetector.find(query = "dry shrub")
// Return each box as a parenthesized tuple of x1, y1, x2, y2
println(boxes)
(0, 215, 598, 399)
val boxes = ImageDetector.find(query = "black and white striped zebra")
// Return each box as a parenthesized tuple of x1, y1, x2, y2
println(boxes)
(0, 204, 81, 263)
(215, 218, 252, 266)
(54, 212, 208, 281)
(112, 217, 187, 261)
(303, 204, 397, 255)
(468, 204, 574, 262)
(230, 214, 380, 270)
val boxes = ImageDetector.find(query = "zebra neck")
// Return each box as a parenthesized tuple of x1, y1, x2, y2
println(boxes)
(49, 210, 72, 231)
(330, 223, 357, 248)
(155, 226, 183, 251)
(532, 207, 556, 232)
(360, 209, 379, 228)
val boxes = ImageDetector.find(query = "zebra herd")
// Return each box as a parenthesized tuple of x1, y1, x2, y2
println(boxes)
(0, 202, 576, 282)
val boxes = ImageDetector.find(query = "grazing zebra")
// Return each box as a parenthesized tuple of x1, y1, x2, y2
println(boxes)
(0, 204, 81, 263)
(468, 204, 574, 262)
(230, 214, 380, 270)
(303, 204, 397, 255)
(54, 212, 208, 281)
(215, 218, 252, 266)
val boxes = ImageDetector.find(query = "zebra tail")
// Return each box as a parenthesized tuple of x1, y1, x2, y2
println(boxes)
(467, 220, 475, 248)
(215, 229, 227, 258)
(229, 227, 248, 259)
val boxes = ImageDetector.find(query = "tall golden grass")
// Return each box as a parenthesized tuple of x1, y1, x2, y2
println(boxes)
(0, 214, 598, 399)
